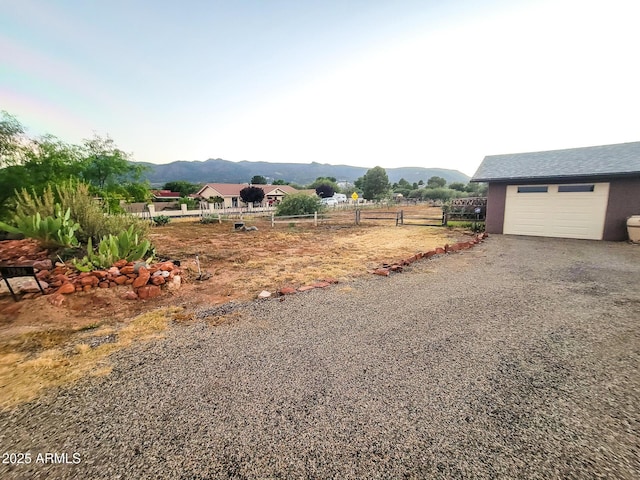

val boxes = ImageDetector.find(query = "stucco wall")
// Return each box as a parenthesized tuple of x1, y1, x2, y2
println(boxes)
(603, 176, 640, 241)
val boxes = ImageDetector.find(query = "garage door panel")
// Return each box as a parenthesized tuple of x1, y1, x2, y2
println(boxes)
(504, 183, 609, 240)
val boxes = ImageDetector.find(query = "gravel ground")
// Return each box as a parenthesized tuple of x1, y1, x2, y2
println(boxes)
(1, 235, 639, 479)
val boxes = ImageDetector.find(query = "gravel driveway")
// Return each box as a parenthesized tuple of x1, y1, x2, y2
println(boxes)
(1, 235, 639, 479)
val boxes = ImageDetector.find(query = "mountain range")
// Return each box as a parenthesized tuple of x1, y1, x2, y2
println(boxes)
(137, 158, 470, 187)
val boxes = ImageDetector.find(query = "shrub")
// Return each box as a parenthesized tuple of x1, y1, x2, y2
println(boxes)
(200, 215, 219, 224)
(153, 215, 170, 226)
(275, 193, 322, 216)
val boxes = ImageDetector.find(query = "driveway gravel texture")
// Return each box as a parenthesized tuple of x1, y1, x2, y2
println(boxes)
(1, 235, 639, 479)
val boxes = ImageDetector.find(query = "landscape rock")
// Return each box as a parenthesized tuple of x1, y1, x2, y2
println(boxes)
(57, 283, 75, 295)
(373, 268, 390, 276)
(257, 290, 272, 298)
(122, 290, 138, 301)
(132, 266, 150, 288)
(114, 275, 127, 285)
(46, 293, 65, 307)
(137, 285, 161, 300)
(297, 285, 316, 292)
(278, 287, 297, 295)
(151, 276, 166, 286)
(166, 275, 182, 291)
(32, 259, 53, 271)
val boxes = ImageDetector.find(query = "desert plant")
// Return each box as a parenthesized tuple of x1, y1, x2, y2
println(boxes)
(73, 225, 153, 270)
(0, 204, 79, 248)
(200, 215, 219, 224)
(153, 215, 170, 226)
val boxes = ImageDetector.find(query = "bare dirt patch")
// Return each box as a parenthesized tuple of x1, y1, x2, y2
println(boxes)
(0, 206, 467, 408)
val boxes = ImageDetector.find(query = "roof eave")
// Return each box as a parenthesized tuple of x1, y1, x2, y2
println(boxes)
(471, 171, 640, 183)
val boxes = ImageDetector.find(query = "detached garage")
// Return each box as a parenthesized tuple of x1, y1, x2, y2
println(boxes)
(471, 142, 640, 241)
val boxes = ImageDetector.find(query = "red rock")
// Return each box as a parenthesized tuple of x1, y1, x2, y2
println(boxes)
(90, 270, 108, 279)
(159, 262, 174, 271)
(150, 276, 165, 286)
(133, 266, 150, 288)
(47, 293, 65, 307)
(373, 269, 390, 277)
(125, 278, 134, 285)
(107, 266, 120, 276)
(32, 259, 52, 270)
(425, 250, 437, 258)
(137, 285, 161, 299)
(109, 281, 117, 288)
(75, 286, 83, 292)
(114, 275, 127, 285)
(57, 282, 75, 295)
(80, 276, 99, 286)
(120, 265, 135, 274)
(297, 285, 315, 292)
(435, 247, 445, 254)
(278, 287, 296, 295)
(98, 281, 109, 288)
(311, 281, 331, 288)
(36, 270, 50, 280)
(82, 285, 92, 292)
(390, 264, 403, 272)
(323, 278, 339, 284)
(113, 259, 128, 268)
(122, 290, 138, 300)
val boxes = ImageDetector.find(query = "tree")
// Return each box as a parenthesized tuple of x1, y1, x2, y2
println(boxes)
(307, 177, 340, 193)
(80, 134, 142, 189)
(358, 166, 390, 200)
(449, 182, 466, 192)
(163, 181, 200, 196)
(251, 175, 267, 184)
(426, 176, 447, 188)
(315, 183, 335, 198)
(275, 193, 321, 216)
(272, 179, 289, 185)
(240, 186, 265, 205)
(0, 110, 26, 166)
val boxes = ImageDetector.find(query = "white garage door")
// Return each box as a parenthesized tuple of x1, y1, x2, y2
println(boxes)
(503, 183, 610, 240)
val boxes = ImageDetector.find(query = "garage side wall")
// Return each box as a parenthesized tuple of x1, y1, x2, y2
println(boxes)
(603, 176, 640, 241)
(485, 183, 507, 234)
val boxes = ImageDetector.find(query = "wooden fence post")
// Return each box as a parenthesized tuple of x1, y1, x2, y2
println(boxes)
(314, 211, 318, 226)
(271, 213, 275, 228)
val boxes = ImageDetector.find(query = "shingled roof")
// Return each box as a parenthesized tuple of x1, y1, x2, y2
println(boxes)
(472, 141, 640, 182)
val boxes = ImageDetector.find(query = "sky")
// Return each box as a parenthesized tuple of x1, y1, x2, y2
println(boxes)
(1, 0, 639, 177)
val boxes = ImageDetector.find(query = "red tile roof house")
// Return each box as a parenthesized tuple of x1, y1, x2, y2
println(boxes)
(471, 141, 640, 241)
(151, 190, 181, 201)
(195, 184, 302, 208)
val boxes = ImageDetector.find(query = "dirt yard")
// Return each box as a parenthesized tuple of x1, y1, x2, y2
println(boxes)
(0, 206, 469, 409)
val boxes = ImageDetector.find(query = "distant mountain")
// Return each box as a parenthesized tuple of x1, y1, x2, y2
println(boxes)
(137, 158, 470, 187)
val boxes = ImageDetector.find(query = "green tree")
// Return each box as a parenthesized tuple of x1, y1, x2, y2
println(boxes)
(163, 180, 200, 196)
(307, 177, 340, 193)
(272, 179, 289, 185)
(251, 175, 267, 184)
(449, 182, 466, 192)
(0, 110, 26, 166)
(240, 186, 265, 205)
(426, 176, 447, 188)
(358, 166, 390, 201)
(80, 134, 142, 189)
(275, 193, 321, 216)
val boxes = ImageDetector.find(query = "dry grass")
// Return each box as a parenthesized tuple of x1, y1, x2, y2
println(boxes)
(0, 206, 467, 409)
(0, 307, 181, 411)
